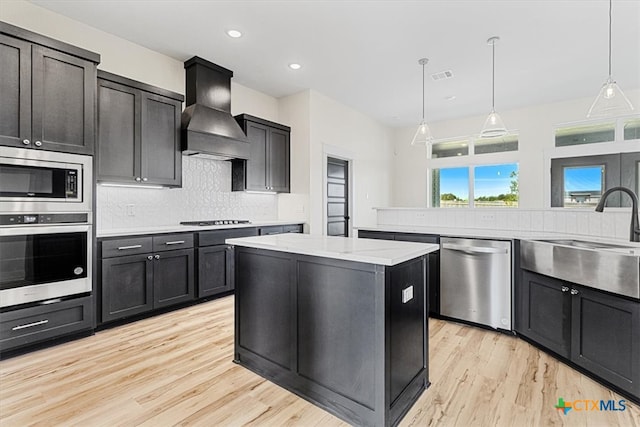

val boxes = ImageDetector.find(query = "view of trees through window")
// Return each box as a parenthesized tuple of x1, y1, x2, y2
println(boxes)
(432, 163, 519, 208)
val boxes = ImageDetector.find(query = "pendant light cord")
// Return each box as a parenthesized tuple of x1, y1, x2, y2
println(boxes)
(608, 0, 612, 77)
(491, 40, 496, 111)
(422, 61, 425, 121)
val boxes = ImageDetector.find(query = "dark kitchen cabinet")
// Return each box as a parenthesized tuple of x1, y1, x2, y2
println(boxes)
(97, 71, 183, 187)
(358, 229, 441, 316)
(0, 23, 99, 154)
(100, 234, 195, 324)
(232, 114, 290, 193)
(516, 269, 640, 399)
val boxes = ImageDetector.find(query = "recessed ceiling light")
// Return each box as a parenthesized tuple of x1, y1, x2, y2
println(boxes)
(289, 63, 302, 70)
(226, 29, 242, 38)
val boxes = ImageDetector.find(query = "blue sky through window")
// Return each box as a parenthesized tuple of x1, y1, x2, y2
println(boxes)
(439, 167, 469, 200)
(564, 166, 603, 192)
(475, 163, 518, 197)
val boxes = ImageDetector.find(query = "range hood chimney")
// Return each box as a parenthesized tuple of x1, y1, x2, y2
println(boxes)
(181, 56, 250, 160)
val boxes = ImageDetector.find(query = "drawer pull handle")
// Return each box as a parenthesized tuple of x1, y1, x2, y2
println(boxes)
(12, 319, 48, 331)
(561, 286, 569, 292)
(117, 245, 142, 250)
(164, 241, 185, 245)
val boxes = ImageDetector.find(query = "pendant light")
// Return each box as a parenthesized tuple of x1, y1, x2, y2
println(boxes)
(411, 58, 433, 146)
(479, 36, 507, 139)
(587, 0, 634, 118)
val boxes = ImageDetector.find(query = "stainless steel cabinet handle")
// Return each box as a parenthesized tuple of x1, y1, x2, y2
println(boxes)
(135, 177, 141, 182)
(12, 319, 48, 331)
(570, 289, 579, 295)
(154, 255, 160, 260)
(561, 286, 569, 292)
(147, 255, 153, 260)
(164, 241, 185, 245)
(117, 244, 142, 250)
(34, 140, 42, 147)
(22, 139, 31, 145)
(441, 243, 508, 254)
(142, 177, 148, 182)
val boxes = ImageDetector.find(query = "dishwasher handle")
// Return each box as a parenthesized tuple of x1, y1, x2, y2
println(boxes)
(441, 242, 508, 255)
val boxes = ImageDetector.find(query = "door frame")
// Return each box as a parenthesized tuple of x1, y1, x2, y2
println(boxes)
(322, 144, 354, 237)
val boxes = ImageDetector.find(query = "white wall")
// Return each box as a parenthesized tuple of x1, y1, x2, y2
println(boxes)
(392, 90, 640, 209)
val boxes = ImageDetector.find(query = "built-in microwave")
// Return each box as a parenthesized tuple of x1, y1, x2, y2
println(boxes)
(0, 146, 92, 213)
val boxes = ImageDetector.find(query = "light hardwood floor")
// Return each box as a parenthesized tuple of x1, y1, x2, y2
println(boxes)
(1, 295, 638, 426)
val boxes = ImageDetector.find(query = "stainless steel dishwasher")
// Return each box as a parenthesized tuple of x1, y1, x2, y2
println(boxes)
(440, 237, 512, 330)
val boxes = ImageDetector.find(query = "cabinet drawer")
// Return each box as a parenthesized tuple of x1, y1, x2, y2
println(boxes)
(102, 237, 152, 258)
(395, 233, 439, 244)
(1, 296, 93, 352)
(153, 233, 194, 252)
(283, 224, 303, 233)
(259, 225, 284, 235)
(198, 227, 258, 247)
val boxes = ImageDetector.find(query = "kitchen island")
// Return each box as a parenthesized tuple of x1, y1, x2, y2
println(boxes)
(226, 233, 439, 426)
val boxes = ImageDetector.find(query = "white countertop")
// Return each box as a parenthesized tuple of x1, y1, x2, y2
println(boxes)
(356, 225, 640, 248)
(97, 220, 304, 238)
(226, 233, 439, 266)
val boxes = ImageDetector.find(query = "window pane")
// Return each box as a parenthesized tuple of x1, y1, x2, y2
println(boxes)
(432, 167, 469, 207)
(475, 135, 518, 154)
(563, 165, 604, 207)
(432, 140, 469, 158)
(474, 163, 519, 208)
(624, 118, 640, 140)
(555, 122, 615, 147)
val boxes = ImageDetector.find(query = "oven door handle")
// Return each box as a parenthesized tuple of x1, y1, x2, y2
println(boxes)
(0, 224, 91, 236)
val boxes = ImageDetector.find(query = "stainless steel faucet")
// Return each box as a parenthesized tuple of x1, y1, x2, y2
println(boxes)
(595, 186, 640, 242)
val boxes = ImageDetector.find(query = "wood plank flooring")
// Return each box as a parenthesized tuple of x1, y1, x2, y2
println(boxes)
(1, 295, 638, 426)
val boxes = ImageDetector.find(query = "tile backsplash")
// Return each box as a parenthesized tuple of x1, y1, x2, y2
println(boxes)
(376, 207, 635, 241)
(97, 156, 277, 231)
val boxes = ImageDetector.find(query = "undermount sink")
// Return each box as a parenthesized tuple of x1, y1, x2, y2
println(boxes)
(521, 239, 640, 299)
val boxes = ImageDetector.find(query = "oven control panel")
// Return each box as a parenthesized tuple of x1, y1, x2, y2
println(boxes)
(0, 213, 88, 226)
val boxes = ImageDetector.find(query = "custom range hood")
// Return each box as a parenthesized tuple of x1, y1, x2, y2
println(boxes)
(181, 56, 250, 160)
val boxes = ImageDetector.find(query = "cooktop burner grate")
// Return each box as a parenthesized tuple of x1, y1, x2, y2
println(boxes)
(180, 220, 251, 226)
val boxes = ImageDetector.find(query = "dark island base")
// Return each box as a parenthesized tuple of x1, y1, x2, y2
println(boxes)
(233, 247, 430, 426)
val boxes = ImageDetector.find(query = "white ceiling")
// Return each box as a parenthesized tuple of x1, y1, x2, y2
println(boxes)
(30, 0, 640, 127)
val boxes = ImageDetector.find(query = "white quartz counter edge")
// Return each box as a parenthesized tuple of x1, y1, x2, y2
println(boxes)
(356, 225, 640, 248)
(226, 234, 439, 266)
(97, 220, 305, 238)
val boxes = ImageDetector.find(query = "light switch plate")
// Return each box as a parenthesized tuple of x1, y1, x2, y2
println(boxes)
(402, 285, 414, 303)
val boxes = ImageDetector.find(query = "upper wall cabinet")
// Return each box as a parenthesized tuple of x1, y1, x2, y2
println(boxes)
(0, 22, 100, 155)
(232, 114, 290, 193)
(97, 71, 184, 187)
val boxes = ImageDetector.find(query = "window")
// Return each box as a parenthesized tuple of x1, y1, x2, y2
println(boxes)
(624, 118, 640, 140)
(474, 163, 519, 208)
(555, 122, 615, 147)
(431, 139, 469, 158)
(475, 135, 518, 155)
(432, 167, 469, 207)
(432, 163, 519, 208)
(562, 165, 604, 207)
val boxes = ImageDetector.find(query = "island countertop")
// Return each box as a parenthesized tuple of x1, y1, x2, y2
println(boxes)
(226, 233, 438, 266)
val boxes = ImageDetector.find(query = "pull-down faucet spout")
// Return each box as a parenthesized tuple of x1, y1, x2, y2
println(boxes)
(595, 186, 640, 242)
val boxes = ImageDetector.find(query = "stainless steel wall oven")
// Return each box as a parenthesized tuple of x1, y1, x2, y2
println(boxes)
(0, 147, 93, 308)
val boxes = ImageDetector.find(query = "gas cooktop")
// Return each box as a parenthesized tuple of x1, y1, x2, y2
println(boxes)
(180, 220, 251, 226)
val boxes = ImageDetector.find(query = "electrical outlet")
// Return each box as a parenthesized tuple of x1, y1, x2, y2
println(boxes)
(480, 213, 495, 221)
(126, 204, 135, 216)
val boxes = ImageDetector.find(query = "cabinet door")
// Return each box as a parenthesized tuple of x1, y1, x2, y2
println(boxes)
(571, 286, 640, 397)
(31, 46, 95, 155)
(140, 93, 182, 186)
(153, 248, 195, 308)
(245, 121, 268, 191)
(0, 35, 31, 148)
(197, 245, 232, 298)
(268, 128, 290, 192)
(517, 270, 571, 358)
(97, 79, 141, 183)
(101, 254, 153, 323)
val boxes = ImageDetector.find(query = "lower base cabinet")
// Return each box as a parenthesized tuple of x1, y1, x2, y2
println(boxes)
(100, 234, 195, 324)
(517, 269, 640, 399)
(0, 296, 93, 353)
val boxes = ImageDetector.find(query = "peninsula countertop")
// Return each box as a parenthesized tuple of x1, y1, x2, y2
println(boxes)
(226, 233, 439, 266)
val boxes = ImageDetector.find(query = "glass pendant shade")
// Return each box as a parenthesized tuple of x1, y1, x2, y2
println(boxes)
(411, 120, 433, 146)
(587, 77, 634, 118)
(480, 109, 507, 138)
